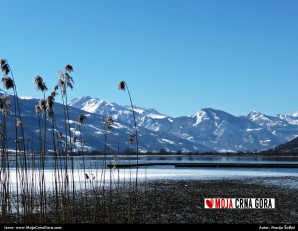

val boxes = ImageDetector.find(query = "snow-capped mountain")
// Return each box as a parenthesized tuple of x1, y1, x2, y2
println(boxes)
(1, 91, 298, 153)
(69, 96, 298, 152)
(0, 92, 210, 153)
(69, 96, 174, 132)
(241, 111, 298, 143)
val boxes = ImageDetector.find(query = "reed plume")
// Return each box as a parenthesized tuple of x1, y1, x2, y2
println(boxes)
(128, 134, 135, 144)
(34, 76, 48, 92)
(57, 64, 75, 222)
(57, 65, 75, 155)
(65, 64, 73, 73)
(0, 59, 10, 76)
(35, 105, 41, 115)
(118, 81, 139, 187)
(77, 115, 86, 125)
(1, 77, 14, 90)
(118, 81, 126, 91)
(0, 94, 10, 222)
(33, 75, 48, 223)
(46, 95, 55, 122)
(0, 95, 11, 116)
(105, 114, 114, 131)
(0, 59, 27, 222)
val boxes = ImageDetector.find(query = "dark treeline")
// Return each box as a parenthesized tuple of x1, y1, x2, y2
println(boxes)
(51, 148, 298, 157)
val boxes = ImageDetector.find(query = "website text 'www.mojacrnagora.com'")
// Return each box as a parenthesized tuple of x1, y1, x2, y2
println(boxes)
(204, 198, 275, 209)
(3, 226, 62, 230)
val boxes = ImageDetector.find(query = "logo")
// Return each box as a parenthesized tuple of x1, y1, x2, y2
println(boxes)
(204, 198, 275, 209)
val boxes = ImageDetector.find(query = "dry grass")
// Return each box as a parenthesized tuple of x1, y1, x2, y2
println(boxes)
(0, 60, 140, 224)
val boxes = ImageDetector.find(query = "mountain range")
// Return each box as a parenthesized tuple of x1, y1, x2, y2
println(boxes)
(69, 95, 298, 153)
(1, 91, 298, 153)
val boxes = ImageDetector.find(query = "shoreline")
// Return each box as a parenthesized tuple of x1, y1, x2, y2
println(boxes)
(1, 176, 297, 224)
(137, 177, 298, 224)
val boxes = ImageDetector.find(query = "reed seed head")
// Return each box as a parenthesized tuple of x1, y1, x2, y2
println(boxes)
(58, 71, 74, 91)
(39, 99, 47, 111)
(58, 79, 65, 87)
(51, 90, 58, 97)
(54, 84, 59, 92)
(34, 75, 42, 85)
(58, 79, 66, 95)
(118, 81, 126, 91)
(47, 108, 54, 122)
(1, 77, 14, 90)
(105, 114, 114, 131)
(0, 59, 10, 75)
(65, 64, 73, 72)
(46, 95, 55, 110)
(67, 81, 73, 90)
(0, 59, 6, 66)
(77, 115, 86, 125)
(58, 132, 63, 140)
(0, 95, 10, 116)
(64, 73, 74, 89)
(35, 105, 41, 115)
(34, 75, 48, 92)
(128, 134, 135, 144)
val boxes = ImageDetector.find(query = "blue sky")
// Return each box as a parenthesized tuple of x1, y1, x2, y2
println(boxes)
(1, 0, 298, 117)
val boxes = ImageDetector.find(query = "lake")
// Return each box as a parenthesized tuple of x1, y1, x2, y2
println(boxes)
(3, 155, 298, 190)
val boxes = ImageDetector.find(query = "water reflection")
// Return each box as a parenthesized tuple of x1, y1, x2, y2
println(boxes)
(3, 155, 298, 170)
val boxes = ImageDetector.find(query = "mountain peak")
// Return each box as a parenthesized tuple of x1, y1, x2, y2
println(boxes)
(192, 110, 207, 125)
(247, 111, 266, 119)
(191, 108, 232, 126)
(69, 96, 118, 115)
(70, 95, 92, 105)
(192, 107, 218, 116)
(248, 110, 262, 115)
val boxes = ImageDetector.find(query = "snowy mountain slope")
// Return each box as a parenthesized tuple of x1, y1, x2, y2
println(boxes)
(70, 96, 175, 133)
(0, 92, 210, 153)
(168, 108, 279, 152)
(241, 111, 298, 143)
(70, 96, 298, 152)
(1, 91, 297, 153)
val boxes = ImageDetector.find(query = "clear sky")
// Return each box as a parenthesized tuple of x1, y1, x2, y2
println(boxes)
(1, 0, 298, 117)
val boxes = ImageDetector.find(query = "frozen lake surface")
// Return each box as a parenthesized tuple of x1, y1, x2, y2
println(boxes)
(2, 155, 298, 191)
